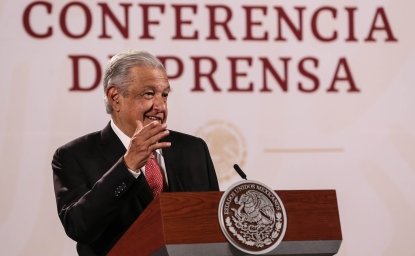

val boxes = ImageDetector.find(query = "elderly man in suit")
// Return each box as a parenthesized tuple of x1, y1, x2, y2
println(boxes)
(52, 51, 219, 255)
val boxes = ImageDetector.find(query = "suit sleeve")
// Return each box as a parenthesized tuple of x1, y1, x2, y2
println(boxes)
(52, 146, 151, 243)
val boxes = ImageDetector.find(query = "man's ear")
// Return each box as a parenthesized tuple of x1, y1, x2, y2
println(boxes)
(106, 86, 120, 112)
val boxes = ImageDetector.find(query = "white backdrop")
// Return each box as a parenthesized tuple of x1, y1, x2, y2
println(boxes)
(1, 0, 414, 255)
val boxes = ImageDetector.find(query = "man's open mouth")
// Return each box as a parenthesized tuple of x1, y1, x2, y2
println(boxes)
(146, 115, 163, 123)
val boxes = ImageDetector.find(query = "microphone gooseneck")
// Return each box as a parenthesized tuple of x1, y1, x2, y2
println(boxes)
(233, 164, 247, 180)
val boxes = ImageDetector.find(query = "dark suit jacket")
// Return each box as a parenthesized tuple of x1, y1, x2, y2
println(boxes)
(52, 123, 219, 255)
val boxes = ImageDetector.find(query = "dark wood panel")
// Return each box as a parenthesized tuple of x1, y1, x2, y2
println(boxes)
(109, 190, 342, 255)
(161, 190, 342, 243)
(162, 192, 224, 244)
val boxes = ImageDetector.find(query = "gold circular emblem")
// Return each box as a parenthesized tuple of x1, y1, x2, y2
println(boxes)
(196, 120, 246, 183)
(218, 180, 287, 254)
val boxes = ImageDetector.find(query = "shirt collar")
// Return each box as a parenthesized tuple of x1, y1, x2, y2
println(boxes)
(110, 119, 130, 149)
(110, 119, 162, 156)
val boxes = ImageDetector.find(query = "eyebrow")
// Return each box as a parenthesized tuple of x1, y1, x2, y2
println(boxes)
(135, 85, 171, 93)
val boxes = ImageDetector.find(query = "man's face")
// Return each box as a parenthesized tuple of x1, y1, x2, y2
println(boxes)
(115, 66, 170, 137)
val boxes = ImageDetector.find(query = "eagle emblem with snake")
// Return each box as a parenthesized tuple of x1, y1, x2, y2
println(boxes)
(219, 181, 287, 254)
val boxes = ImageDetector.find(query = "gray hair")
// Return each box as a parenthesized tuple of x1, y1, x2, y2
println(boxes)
(103, 50, 166, 114)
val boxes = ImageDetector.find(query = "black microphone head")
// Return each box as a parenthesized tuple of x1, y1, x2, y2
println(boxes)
(233, 164, 247, 180)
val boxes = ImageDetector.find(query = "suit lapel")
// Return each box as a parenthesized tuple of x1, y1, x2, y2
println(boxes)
(162, 132, 184, 192)
(99, 122, 126, 167)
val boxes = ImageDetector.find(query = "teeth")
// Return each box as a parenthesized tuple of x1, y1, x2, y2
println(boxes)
(147, 116, 161, 121)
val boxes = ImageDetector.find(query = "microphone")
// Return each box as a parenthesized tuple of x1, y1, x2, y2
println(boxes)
(233, 164, 247, 180)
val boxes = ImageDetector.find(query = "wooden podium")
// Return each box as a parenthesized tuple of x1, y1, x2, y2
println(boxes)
(108, 190, 342, 256)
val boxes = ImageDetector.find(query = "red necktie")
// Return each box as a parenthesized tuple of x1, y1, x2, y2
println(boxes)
(145, 153, 164, 196)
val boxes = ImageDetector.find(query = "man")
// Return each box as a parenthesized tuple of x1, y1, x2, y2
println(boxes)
(52, 51, 219, 255)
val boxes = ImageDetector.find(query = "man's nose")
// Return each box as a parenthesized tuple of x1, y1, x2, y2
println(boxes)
(153, 94, 166, 111)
